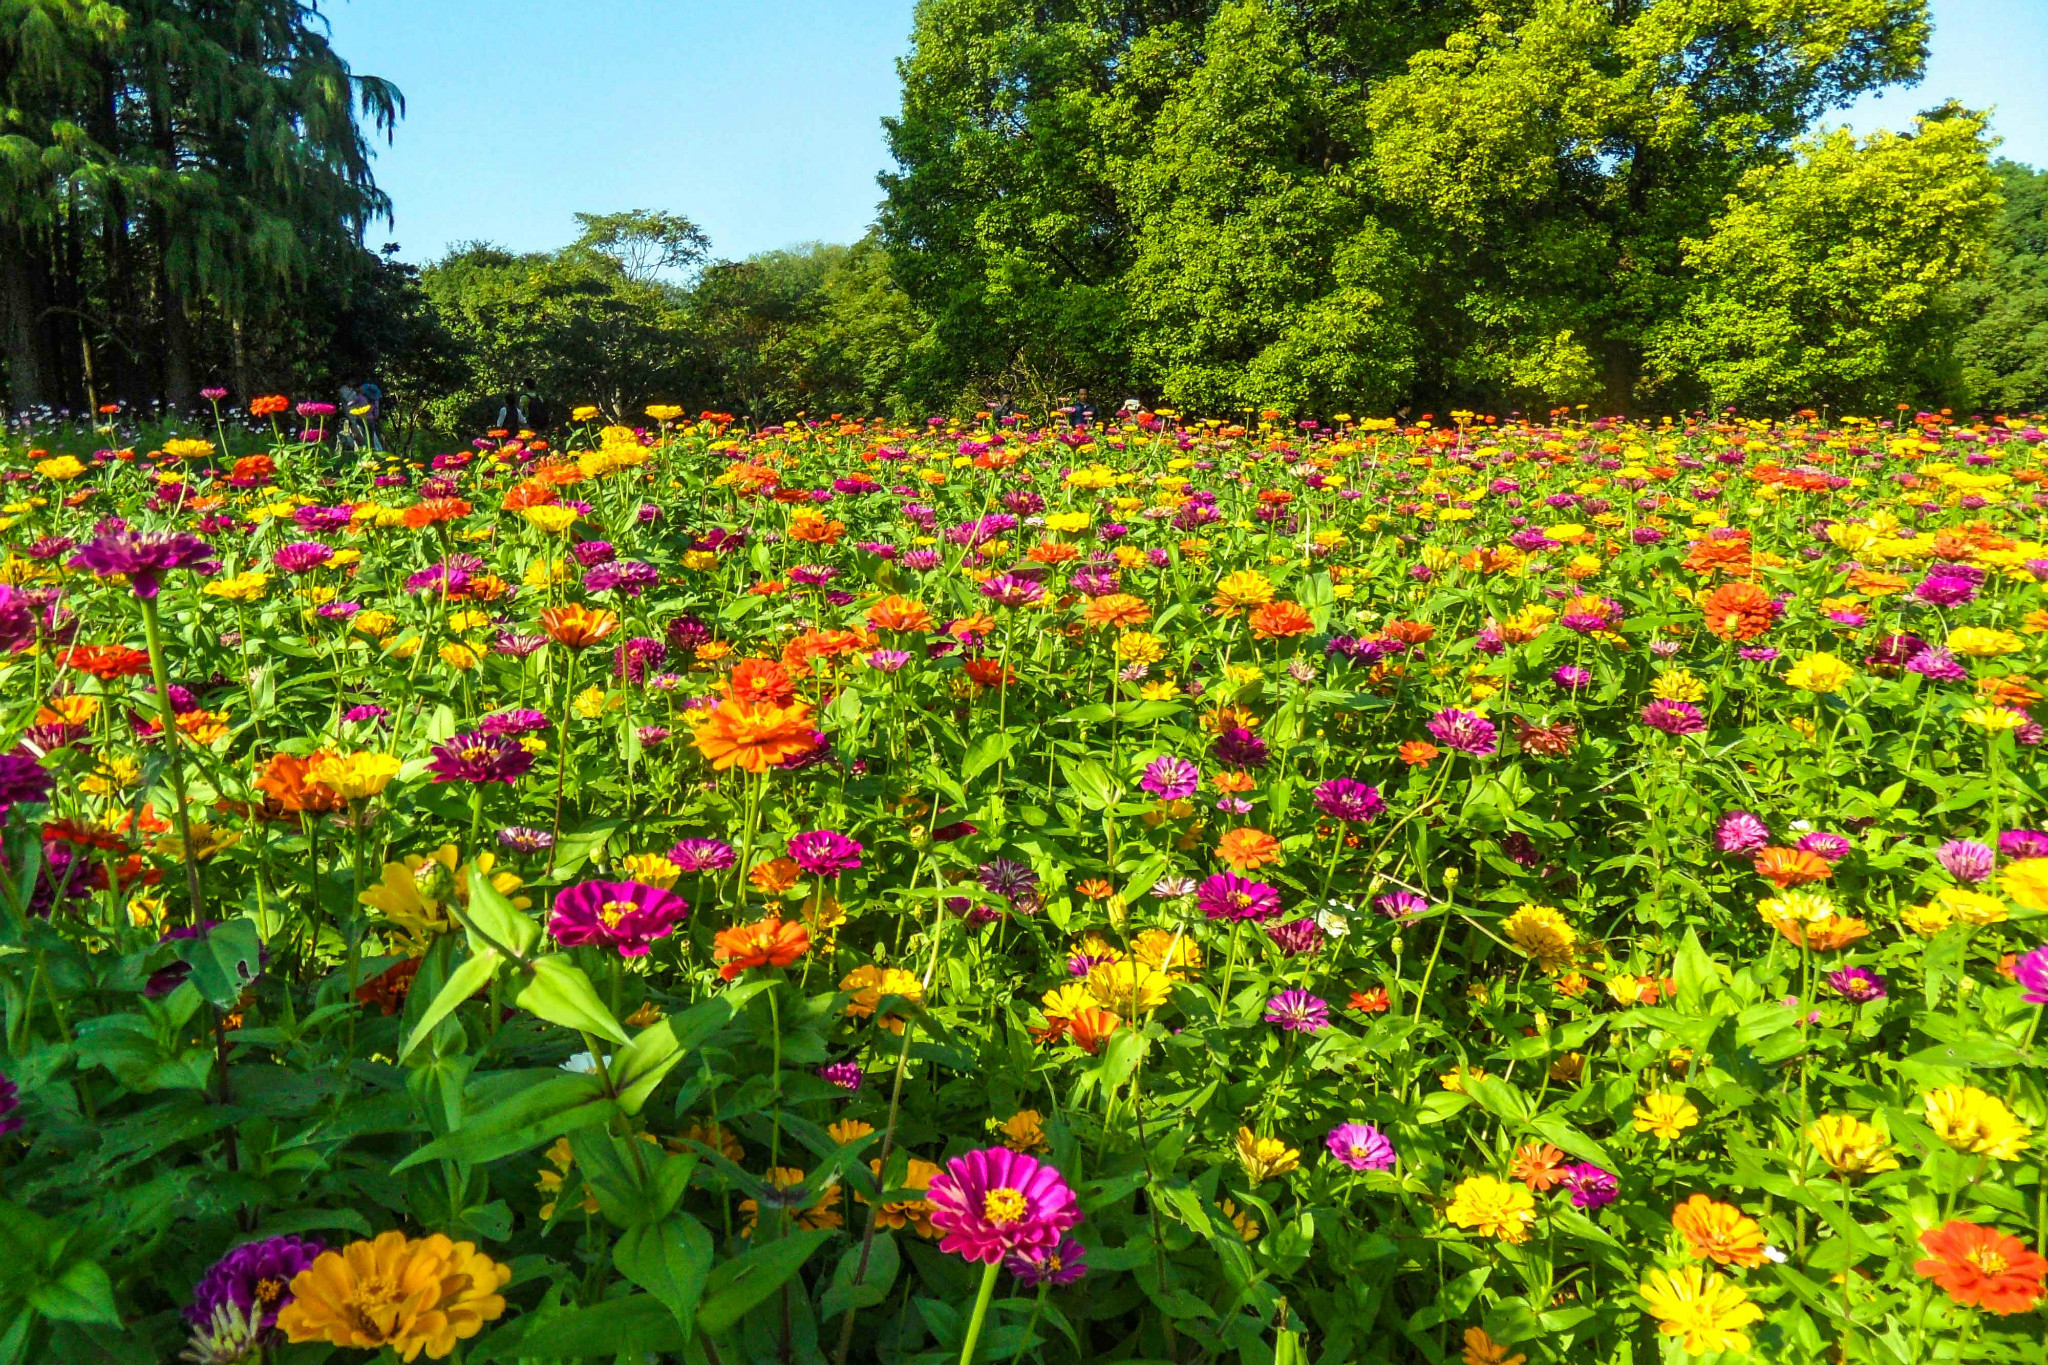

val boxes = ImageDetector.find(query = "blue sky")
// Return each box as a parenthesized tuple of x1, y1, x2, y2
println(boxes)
(326, 0, 2047, 267)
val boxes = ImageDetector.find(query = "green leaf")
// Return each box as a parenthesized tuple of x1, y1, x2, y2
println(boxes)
(610, 981, 767, 1114)
(28, 1260, 118, 1325)
(179, 918, 264, 1009)
(613, 1213, 714, 1334)
(400, 949, 502, 1061)
(462, 866, 541, 959)
(820, 1231, 899, 1320)
(516, 955, 628, 1044)
(1671, 929, 1719, 1011)
(393, 1072, 616, 1171)
(694, 1228, 833, 1338)
(960, 732, 1017, 784)
(475, 1294, 685, 1360)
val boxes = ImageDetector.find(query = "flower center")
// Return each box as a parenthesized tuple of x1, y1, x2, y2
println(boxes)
(461, 745, 490, 763)
(1044, 1254, 1063, 1272)
(599, 900, 636, 929)
(255, 1277, 285, 1304)
(1970, 1248, 2010, 1275)
(982, 1187, 1028, 1225)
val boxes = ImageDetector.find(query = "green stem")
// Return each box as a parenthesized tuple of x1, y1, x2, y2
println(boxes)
(958, 1260, 1001, 1365)
(139, 593, 204, 921)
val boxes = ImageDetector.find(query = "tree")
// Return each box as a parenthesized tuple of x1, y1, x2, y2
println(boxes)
(570, 209, 710, 284)
(1955, 158, 2048, 413)
(1642, 113, 2002, 412)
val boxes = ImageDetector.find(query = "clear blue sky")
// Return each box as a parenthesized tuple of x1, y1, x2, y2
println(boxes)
(325, 0, 2047, 268)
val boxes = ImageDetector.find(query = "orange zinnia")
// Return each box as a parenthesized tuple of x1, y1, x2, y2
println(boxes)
(1381, 619, 1435, 646)
(866, 595, 934, 633)
(402, 497, 472, 528)
(1671, 1195, 1769, 1268)
(501, 481, 558, 511)
(1216, 827, 1282, 872)
(1700, 581, 1776, 641)
(1754, 846, 1832, 889)
(254, 752, 345, 814)
(1770, 914, 1869, 953)
(1509, 1143, 1569, 1192)
(1082, 594, 1151, 630)
(690, 697, 817, 774)
(1066, 1008, 1122, 1055)
(539, 604, 621, 649)
(713, 915, 810, 979)
(1248, 600, 1314, 640)
(1348, 986, 1390, 1014)
(1915, 1221, 2047, 1315)
(747, 857, 804, 895)
(56, 645, 153, 680)
(961, 658, 1014, 690)
(721, 657, 798, 706)
(1398, 741, 1440, 767)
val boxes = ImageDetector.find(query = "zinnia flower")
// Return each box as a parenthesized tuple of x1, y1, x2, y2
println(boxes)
(1561, 1163, 1617, 1210)
(1633, 1092, 1700, 1140)
(713, 915, 810, 979)
(1936, 838, 1996, 884)
(1444, 1175, 1535, 1243)
(1195, 872, 1281, 922)
(1638, 1264, 1763, 1355)
(2013, 945, 2048, 1004)
(1426, 708, 1498, 756)
(68, 530, 217, 598)
(550, 881, 688, 957)
(1807, 1113, 1899, 1175)
(1826, 965, 1886, 1003)
(1234, 1126, 1300, 1183)
(426, 732, 533, 785)
(667, 837, 736, 873)
(1924, 1085, 2031, 1160)
(187, 1235, 326, 1332)
(278, 1231, 510, 1361)
(1914, 1221, 2048, 1315)
(1006, 1234, 1087, 1286)
(306, 752, 401, 801)
(690, 697, 818, 773)
(1670, 1194, 1767, 1268)
(1325, 1121, 1396, 1172)
(1312, 777, 1382, 822)
(788, 829, 863, 875)
(1263, 989, 1329, 1032)
(1139, 755, 1200, 800)
(925, 1147, 1082, 1265)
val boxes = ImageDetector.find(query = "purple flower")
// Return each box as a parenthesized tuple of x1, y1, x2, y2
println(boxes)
(1937, 839, 1996, 884)
(1827, 966, 1887, 1004)
(551, 881, 689, 957)
(68, 531, 217, 598)
(865, 648, 912, 672)
(584, 561, 660, 597)
(979, 858, 1038, 901)
(1212, 726, 1268, 769)
(480, 708, 550, 737)
(1266, 917, 1322, 955)
(571, 539, 616, 567)
(1006, 1234, 1087, 1286)
(1561, 1163, 1617, 1210)
(427, 731, 534, 785)
(818, 1061, 863, 1091)
(186, 1234, 325, 1330)
(1715, 811, 1770, 855)
(2000, 830, 2048, 860)
(978, 573, 1043, 607)
(1864, 634, 1927, 673)
(494, 631, 548, 658)
(1906, 646, 1968, 682)
(1375, 890, 1427, 919)
(926, 1147, 1083, 1265)
(1796, 831, 1851, 862)
(788, 829, 863, 876)
(0, 749, 52, 816)
(1312, 778, 1382, 823)
(1738, 646, 1780, 663)
(1639, 699, 1705, 735)
(2013, 945, 2048, 1004)
(1196, 872, 1281, 922)
(1913, 574, 1977, 606)
(1264, 989, 1330, 1033)
(0, 1073, 18, 1137)
(667, 838, 736, 873)
(272, 541, 334, 574)
(497, 826, 554, 854)
(613, 636, 668, 684)
(1140, 756, 1200, 800)
(1425, 707, 1497, 756)
(1325, 1121, 1396, 1172)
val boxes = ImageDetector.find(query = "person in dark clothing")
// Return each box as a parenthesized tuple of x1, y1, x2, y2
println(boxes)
(1073, 386, 1096, 426)
(495, 384, 528, 433)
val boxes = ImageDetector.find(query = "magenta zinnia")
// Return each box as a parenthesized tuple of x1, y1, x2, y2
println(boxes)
(1425, 707, 1497, 756)
(1312, 777, 1383, 822)
(427, 731, 534, 785)
(1195, 872, 1282, 922)
(1325, 1121, 1396, 1172)
(550, 881, 689, 957)
(787, 829, 863, 876)
(926, 1146, 1082, 1265)
(68, 530, 217, 598)
(1264, 989, 1330, 1032)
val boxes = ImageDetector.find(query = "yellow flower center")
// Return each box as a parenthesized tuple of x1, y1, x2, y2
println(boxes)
(255, 1276, 285, 1303)
(982, 1187, 1028, 1225)
(600, 900, 636, 928)
(1970, 1248, 2010, 1275)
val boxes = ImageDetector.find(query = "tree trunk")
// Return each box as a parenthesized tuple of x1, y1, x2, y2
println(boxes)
(1602, 338, 1638, 417)
(0, 221, 44, 412)
(157, 231, 196, 411)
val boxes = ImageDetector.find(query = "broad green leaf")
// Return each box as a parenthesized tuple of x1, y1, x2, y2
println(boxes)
(393, 1072, 616, 1171)
(27, 1260, 118, 1325)
(516, 954, 628, 1044)
(474, 1294, 685, 1360)
(960, 731, 1016, 784)
(179, 918, 264, 1009)
(400, 949, 502, 1060)
(462, 866, 541, 958)
(694, 1228, 834, 1338)
(820, 1231, 899, 1320)
(614, 1213, 714, 1334)
(610, 981, 768, 1113)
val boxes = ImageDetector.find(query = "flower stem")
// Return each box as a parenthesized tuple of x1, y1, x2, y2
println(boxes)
(139, 594, 204, 922)
(958, 1260, 1001, 1365)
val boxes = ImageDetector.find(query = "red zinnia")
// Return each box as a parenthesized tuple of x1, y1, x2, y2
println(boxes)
(1915, 1221, 2048, 1315)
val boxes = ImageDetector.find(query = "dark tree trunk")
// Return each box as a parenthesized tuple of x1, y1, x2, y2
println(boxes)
(150, 86, 196, 411)
(0, 221, 45, 412)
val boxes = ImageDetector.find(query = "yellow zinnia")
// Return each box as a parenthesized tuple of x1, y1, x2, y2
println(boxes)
(1784, 651, 1854, 694)
(1924, 1085, 2031, 1160)
(1633, 1092, 1701, 1140)
(1807, 1114, 1900, 1176)
(1444, 1175, 1536, 1244)
(307, 751, 401, 801)
(1638, 1264, 1763, 1356)
(1235, 1126, 1300, 1183)
(278, 1231, 510, 1361)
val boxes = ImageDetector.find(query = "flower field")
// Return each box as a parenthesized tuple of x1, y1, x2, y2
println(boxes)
(0, 402, 2045, 1365)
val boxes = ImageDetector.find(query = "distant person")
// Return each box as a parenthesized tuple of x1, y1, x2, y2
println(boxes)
(495, 385, 528, 433)
(356, 381, 383, 451)
(338, 383, 367, 453)
(1074, 386, 1096, 426)
(987, 389, 1014, 431)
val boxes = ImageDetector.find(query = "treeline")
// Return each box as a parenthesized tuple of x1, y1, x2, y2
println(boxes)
(7, 0, 2048, 427)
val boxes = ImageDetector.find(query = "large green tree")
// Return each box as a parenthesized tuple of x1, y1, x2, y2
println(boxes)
(882, 0, 1963, 416)
(1955, 158, 2048, 413)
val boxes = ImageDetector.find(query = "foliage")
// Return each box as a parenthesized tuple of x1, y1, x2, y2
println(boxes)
(1957, 159, 2048, 413)
(0, 393, 2044, 1363)
(1643, 112, 2005, 412)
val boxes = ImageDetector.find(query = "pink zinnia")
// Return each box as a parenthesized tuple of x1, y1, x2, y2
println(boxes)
(1639, 699, 1705, 735)
(2014, 945, 2048, 1005)
(1425, 707, 1497, 756)
(788, 829, 863, 875)
(1715, 810, 1769, 855)
(926, 1147, 1082, 1265)
(550, 881, 689, 957)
